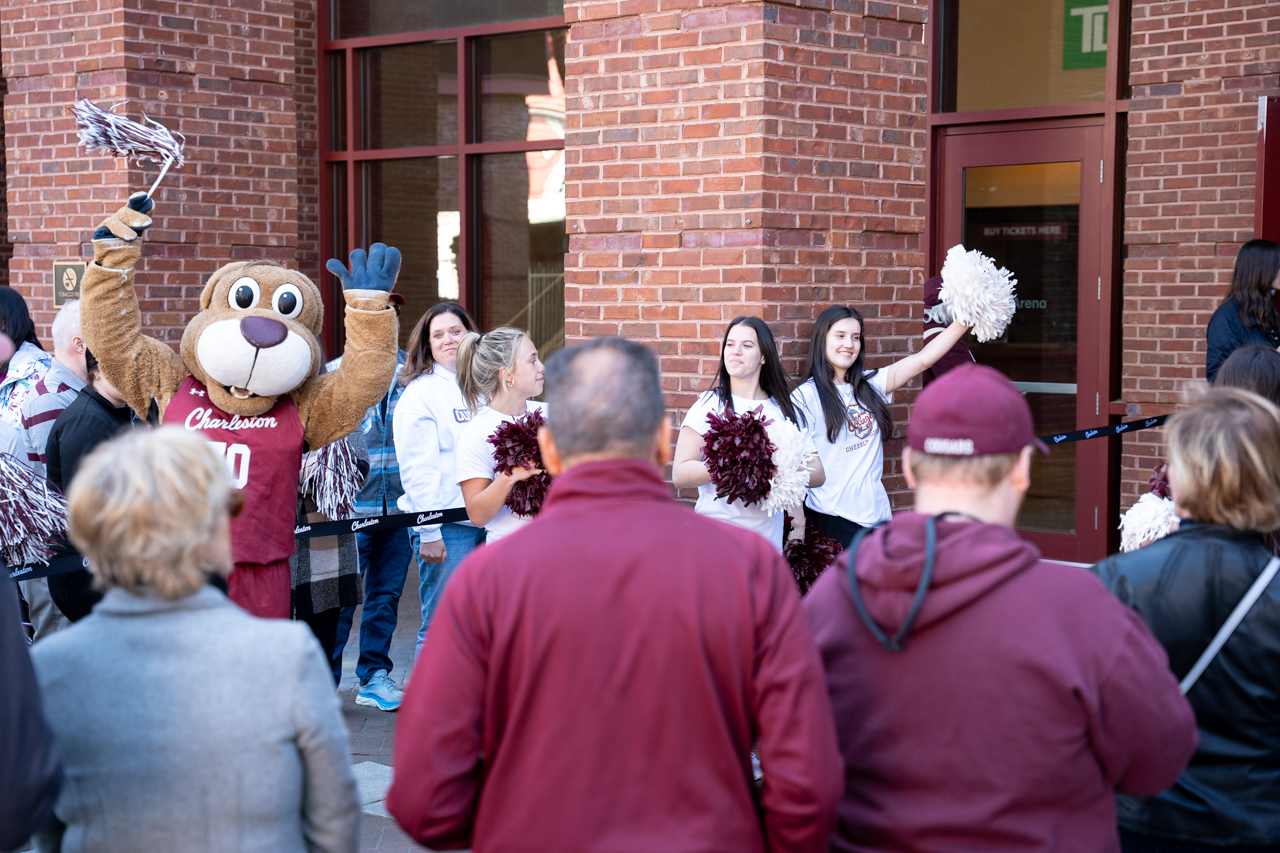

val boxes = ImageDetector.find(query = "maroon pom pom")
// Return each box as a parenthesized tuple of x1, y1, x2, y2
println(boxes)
(1149, 462, 1170, 499)
(487, 409, 552, 518)
(784, 526, 843, 594)
(702, 406, 777, 506)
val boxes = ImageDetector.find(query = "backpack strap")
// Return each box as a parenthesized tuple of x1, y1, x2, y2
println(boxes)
(846, 516, 938, 652)
(1180, 554, 1280, 695)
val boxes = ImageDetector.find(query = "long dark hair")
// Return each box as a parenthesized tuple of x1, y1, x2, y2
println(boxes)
(1216, 343, 1280, 406)
(1228, 239, 1280, 336)
(710, 316, 798, 424)
(0, 286, 41, 352)
(399, 302, 477, 386)
(798, 306, 893, 443)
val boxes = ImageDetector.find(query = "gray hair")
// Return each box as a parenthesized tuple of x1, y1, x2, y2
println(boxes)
(544, 337, 665, 459)
(51, 299, 81, 352)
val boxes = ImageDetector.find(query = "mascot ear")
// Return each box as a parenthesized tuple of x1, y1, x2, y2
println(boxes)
(200, 263, 241, 311)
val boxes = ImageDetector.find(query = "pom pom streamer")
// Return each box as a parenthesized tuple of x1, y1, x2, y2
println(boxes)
(0, 452, 69, 567)
(73, 99, 186, 195)
(1118, 492, 1178, 553)
(938, 244, 1018, 343)
(759, 417, 817, 515)
(785, 525, 843, 594)
(488, 410, 552, 518)
(1149, 462, 1171, 500)
(702, 406, 777, 507)
(300, 439, 364, 521)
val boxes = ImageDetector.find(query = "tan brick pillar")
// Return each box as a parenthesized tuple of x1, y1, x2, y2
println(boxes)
(563, 0, 928, 505)
(0, 1, 300, 347)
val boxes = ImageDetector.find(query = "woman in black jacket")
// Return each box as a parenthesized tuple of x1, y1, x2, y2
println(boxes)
(1094, 387, 1280, 852)
(1205, 239, 1280, 382)
(46, 348, 138, 620)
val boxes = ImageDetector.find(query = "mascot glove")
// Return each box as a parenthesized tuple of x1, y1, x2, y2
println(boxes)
(326, 243, 401, 293)
(92, 192, 155, 243)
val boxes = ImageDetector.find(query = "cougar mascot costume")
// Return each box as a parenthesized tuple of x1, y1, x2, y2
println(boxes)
(81, 192, 400, 618)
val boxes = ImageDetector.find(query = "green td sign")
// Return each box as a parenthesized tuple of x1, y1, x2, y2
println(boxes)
(1064, 0, 1107, 70)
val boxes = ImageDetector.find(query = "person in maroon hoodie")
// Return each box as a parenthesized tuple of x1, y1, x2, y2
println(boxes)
(804, 363, 1198, 853)
(387, 336, 844, 853)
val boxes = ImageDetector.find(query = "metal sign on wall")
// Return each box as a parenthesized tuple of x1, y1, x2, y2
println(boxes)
(52, 261, 85, 307)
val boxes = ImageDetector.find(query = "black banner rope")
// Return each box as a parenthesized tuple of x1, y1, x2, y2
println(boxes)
(10, 416, 1173, 583)
(1037, 414, 1169, 446)
(7, 507, 470, 582)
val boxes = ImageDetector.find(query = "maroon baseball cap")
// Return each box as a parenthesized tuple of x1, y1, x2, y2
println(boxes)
(907, 363, 1049, 456)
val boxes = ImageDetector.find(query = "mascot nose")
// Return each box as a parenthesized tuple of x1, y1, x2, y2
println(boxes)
(240, 316, 288, 349)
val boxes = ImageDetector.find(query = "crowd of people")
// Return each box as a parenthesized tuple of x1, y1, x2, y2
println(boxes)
(0, 238, 1278, 853)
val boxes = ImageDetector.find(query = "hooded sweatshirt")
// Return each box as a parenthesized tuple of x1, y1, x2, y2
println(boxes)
(804, 512, 1197, 853)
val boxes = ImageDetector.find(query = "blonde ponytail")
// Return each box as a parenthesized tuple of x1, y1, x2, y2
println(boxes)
(455, 326, 531, 413)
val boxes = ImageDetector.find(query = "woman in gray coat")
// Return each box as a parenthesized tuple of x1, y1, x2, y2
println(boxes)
(30, 426, 360, 853)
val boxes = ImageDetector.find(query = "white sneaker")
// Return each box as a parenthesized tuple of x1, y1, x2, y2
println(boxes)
(355, 670, 403, 711)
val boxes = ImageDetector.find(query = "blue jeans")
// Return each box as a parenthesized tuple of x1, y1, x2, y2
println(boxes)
(411, 522, 486, 657)
(333, 528, 413, 684)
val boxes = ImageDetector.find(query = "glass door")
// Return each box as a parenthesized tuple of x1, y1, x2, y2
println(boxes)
(938, 122, 1110, 561)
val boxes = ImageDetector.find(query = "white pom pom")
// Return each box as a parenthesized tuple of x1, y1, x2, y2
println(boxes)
(72, 99, 185, 168)
(938, 244, 1018, 343)
(1118, 493, 1179, 553)
(0, 452, 69, 567)
(299, 439, 364, 520)
(760, 418, 816, 515)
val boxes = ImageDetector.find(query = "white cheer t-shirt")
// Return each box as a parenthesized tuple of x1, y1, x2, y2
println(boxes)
(792, 371, 893, 526)
(681, 391, 813, 552)
(454, 401, 548, 543)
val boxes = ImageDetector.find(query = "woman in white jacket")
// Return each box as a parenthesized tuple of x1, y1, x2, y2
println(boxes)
(392, 302, 482, 654)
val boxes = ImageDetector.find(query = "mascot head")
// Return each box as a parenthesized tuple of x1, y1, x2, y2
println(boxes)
(180, 261, 324, 417)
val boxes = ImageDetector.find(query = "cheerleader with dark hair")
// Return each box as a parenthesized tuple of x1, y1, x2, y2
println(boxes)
(673, 317, 824, 551)
(793, 306, 969, 547)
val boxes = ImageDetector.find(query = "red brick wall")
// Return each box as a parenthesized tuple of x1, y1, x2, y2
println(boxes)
(1, 0, 300, 347)
(1119, 0, 1280, 508)
(563, 0, 928, 505)
(295, 0, 320, 289)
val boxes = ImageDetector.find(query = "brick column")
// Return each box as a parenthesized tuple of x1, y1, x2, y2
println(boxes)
(1, 0, 300, 347)
(1119, 0, 1280, 508)
(563, 0, 928, 505)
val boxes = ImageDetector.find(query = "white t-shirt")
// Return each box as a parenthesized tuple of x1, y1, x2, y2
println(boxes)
(681, 391, 813, 552)
(454, 401, 548, 543)
(791, 372, 893, 526)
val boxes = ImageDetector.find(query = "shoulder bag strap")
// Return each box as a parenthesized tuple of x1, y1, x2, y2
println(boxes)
(1179, 555, 1280, 695)
(846, 517, 937, 653)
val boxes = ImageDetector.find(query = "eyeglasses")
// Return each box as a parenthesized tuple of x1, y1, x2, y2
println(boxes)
(228, 489, 246, 519)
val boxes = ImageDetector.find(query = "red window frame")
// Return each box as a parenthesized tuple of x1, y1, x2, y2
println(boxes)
(923, 0, 1131, 561)
(317, 8, 568, 353)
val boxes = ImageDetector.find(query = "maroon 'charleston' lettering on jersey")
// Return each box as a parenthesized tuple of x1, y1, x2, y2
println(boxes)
(163, 375, 305, 565)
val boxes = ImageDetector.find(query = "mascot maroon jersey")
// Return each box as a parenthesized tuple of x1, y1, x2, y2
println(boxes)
(164, 375, 304, 565)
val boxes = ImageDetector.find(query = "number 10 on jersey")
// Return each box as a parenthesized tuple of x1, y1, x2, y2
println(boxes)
(210, 441, 251, 489)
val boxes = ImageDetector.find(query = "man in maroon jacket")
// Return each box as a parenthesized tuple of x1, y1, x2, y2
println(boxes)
(805, 363, 1198, 853)
(388, 337, 843, 853)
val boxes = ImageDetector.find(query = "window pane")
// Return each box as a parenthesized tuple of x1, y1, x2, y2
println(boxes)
(963, 161, 1081, 533)
(479, 152, 566, 360)
(328, 53, 346, 151)
(333, 0, 564, 40)
(476, 30, 566, 144)
(943, 0, 1108, 112)
(331, 162, 348, 260)
(360, 158, 461, 350)
(360, 41, 457, 150)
